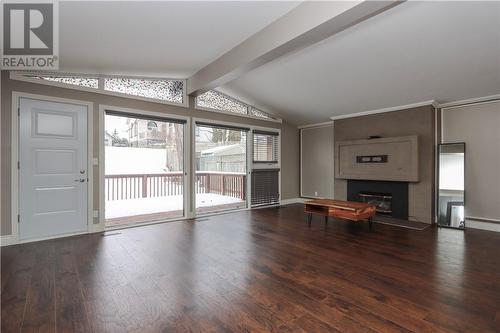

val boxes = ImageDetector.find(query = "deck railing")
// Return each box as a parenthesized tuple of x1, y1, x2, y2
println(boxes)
(105, 172, 246, 201)
(195, 172, 246, 200)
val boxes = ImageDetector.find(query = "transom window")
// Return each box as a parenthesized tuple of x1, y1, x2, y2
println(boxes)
(249, 107, 272, 119)
(104, 78, 183, 104)
(196, 90, 278, 120)
(14, 73, 185, 106)
(28, 75, 99, 89)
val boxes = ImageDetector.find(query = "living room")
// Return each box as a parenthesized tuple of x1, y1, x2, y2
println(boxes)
(1, 1, 499, 332)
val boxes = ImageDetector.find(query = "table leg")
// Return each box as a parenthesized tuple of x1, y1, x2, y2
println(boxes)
(324, 216, 328, 226)
(307, 213, 312, 227)
(369, 217, 373, 230)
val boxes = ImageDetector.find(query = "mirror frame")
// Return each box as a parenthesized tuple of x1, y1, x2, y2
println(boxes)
(437, 142, 466, 230)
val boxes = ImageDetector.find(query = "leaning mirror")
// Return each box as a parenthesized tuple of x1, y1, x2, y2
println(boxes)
(437, 143, 465, 229)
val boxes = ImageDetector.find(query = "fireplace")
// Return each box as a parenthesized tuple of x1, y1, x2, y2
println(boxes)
(359, 192, 392, 214)
(347, 180, 408, 219)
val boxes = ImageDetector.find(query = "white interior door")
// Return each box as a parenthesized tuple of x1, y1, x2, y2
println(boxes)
(19, 98, 88, 240)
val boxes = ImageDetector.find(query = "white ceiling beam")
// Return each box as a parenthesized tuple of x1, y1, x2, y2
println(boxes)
(187, 0, 403, 96)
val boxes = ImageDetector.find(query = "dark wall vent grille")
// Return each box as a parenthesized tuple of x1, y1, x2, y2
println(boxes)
(251, 169, 280, 206)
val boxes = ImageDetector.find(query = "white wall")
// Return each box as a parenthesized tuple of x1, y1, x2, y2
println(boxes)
(442, 100, 500, 230)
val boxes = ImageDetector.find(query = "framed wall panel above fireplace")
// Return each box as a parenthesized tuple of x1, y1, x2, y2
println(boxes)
(335, 135, 419, 182)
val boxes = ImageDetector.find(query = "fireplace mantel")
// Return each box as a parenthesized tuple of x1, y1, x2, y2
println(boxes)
(335, 135, 419, 182)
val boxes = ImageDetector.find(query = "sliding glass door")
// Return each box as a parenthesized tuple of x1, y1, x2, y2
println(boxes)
(103, 114, 281, 225)
(194, 123, 248, 214)
(104, 111, 185, 227)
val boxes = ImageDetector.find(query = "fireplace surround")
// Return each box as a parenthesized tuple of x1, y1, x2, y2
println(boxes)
(347, 180, 409, 219)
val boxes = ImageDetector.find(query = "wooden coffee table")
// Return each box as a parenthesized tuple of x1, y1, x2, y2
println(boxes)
(304, 199, 376, 228)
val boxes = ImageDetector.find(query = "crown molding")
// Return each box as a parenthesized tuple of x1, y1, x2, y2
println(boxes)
(298, 121, 334, 129)
(330, 100, 437, 121)
(437, 94, 500, 109)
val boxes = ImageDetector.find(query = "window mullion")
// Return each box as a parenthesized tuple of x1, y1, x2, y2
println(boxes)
(98, 77, 105, 90)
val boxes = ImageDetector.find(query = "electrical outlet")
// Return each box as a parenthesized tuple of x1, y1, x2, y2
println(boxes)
(93, 157, 99, 166)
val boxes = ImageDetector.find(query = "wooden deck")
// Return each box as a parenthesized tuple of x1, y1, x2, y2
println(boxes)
(2, 204, 500, 332)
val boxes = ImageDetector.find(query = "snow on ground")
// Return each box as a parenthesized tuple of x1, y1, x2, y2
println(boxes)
(105, 193, 243, 219)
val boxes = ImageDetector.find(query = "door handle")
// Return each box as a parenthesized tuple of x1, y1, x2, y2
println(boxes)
(74, 179, 86, 182)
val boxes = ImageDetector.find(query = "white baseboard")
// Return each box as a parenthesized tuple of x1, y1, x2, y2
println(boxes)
(280, 198, 306, 205)
(466, 219, 500, 233)
(0, 228, 103, 247)
(0, 235, 16, 247)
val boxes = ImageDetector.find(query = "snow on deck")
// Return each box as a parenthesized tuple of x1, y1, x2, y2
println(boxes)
(105, 193, 244, 219)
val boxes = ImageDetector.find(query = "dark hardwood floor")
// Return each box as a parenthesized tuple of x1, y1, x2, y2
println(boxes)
(2, 204, 500, 332)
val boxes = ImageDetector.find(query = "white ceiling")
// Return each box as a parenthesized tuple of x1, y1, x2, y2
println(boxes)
(59, 1, 300, 77)
(57, 1, 500, 126)
(221, 1, 500, 125)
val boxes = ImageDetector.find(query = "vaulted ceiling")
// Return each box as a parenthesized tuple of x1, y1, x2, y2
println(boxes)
(58, 1, 500, 125)
(59, 1, 300, 77)
(221, 1, 500, 124)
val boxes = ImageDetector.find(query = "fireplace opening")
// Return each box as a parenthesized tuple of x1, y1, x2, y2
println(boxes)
(347, 180, 408, 220)
(359, 192, 392, 214)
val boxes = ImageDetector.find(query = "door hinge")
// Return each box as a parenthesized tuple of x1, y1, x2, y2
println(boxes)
(18, 214, 20, 223)
(18, 107, 20, 116)
(17, 161, 20, 169)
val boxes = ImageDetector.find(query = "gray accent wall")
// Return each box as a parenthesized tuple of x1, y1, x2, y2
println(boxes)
(0, 71, 300, 236)
(300, 124, 334, 198)
(334, 105, 436, 224)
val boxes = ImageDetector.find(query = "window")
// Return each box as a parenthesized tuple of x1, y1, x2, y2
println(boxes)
(195, 122, 249, 214)
(147, 121, 158, 130)
(253, 130, 279, 163)
(104, 112, 186, 227)
(196, 90, 248, 114)
(249, 107, 271, 119)
(196, 90, 278, 120)
(29, 75, 99, 88)
(104, 78, 183, 104)
(13, 73, 186, 106)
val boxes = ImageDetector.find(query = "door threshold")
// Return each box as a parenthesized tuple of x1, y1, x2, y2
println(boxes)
(104, 216, 188, 232)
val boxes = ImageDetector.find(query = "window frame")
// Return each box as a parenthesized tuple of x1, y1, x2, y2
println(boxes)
(10, 71, 188, 108)
(195, 89, 282, 124)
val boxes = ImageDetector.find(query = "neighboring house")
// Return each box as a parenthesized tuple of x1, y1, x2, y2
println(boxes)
(126, 119, 184, 171)
(127, 119, 168, 147)
(199, 144, 246, 173)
